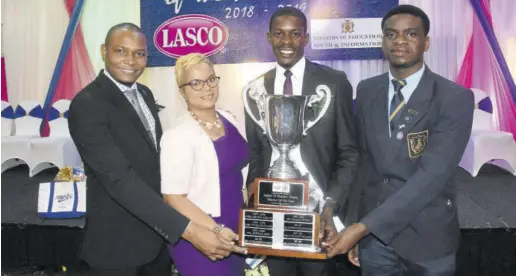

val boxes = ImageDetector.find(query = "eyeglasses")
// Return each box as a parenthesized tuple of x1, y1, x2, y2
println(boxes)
(179, 76, 220, 91)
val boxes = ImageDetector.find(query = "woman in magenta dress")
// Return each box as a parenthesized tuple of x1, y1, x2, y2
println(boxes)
(160, 53, 250, 275)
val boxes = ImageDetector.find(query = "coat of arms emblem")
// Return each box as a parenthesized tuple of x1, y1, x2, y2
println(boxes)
(341, 20, 355, 33)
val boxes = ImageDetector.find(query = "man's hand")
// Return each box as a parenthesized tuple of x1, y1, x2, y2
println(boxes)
(182, 222, 248, 261)
(319, 206, 338, 242)
(323, 223, 367, 258)
(348, 245, 360, 267)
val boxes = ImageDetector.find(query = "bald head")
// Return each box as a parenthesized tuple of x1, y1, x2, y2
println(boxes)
(104, 23, 145, 46)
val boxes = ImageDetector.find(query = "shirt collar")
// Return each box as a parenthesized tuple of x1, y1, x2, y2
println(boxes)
(388, 64, 426, 88)
(103, 69, 137, 93)
(275, 57, 306, 81)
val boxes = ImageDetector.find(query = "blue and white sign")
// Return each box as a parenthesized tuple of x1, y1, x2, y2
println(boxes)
(141, 0, 398, 66)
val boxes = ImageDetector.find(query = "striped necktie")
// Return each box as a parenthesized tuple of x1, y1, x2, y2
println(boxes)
(389, 79, 407, 131)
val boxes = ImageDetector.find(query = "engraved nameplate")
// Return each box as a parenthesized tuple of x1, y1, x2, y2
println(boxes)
(256, 180, 308, 210)
(239, 209, 319, 252)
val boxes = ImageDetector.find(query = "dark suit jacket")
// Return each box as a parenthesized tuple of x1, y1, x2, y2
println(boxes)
(68, 71, 189, 269)
(355, 67, 474, 261)
(245, 60, 359, 212)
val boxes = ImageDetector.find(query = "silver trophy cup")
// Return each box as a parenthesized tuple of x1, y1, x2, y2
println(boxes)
(243, 77, 331, 180)
(264, 95, 309, 179)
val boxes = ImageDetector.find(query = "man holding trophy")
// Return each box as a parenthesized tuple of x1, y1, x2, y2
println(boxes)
(243, 7, 359, 276)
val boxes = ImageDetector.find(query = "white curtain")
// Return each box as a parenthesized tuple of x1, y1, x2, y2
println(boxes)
(491, 0, 516, 78)
(2, 0, 514, 131)
(81, 0, 141, 74)
(1, 0, 69, 106)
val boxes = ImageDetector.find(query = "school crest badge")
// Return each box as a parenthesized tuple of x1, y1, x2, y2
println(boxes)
(407, 130, 428, 158)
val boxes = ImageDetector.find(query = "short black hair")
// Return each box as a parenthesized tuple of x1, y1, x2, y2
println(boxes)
(269, 7, 308, 33)
(381, 5, 430, 36)
(104, 23, 144, 46)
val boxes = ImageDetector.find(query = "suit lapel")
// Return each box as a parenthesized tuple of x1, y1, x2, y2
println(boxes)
(138, 84, 162, 152)
(369, 74, 391, 167)
(299, 61, 322, 183)
(264, 69, 275, 95)
(301, 61, 317, 121)
(259, 69, 276, 172)
(98, 72, 157, 152)
(398, 68, 435, 133)
(301, 61, 315, 97)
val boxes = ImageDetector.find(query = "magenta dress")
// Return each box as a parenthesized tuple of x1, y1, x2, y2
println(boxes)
(168, 114, 250, 276)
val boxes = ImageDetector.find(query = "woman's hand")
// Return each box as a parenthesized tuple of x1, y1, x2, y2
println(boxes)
(183, 222, 247, 261)
(218, 227, 239, 244)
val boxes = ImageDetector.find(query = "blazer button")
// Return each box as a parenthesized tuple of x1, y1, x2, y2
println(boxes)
(383, 178, 389, 184)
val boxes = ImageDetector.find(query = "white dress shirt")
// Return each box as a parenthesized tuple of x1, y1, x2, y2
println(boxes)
(274, 57, 306, 97)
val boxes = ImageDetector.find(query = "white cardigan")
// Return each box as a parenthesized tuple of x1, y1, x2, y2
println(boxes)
(160, 109, 243, 217)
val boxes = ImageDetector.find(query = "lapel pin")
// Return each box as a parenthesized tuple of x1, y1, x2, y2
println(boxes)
(405, 116, 412, 123)
(408, 109, 418, 116)
(396, 131, 404, 140)
(398, 124, 406, 130)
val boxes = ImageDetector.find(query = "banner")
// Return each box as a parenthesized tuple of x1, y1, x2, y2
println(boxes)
(141, 0, 398, 67)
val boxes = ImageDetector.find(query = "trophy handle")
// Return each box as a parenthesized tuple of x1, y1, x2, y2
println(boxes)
(242, 79, 266, 134)
(304, 85, 332, 135)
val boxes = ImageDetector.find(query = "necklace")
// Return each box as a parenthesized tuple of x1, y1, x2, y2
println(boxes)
(189, 110, 222, 130)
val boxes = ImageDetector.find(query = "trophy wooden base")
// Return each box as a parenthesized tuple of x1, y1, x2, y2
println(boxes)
(241, 177, 326, 260)
(245, 246, 327, 260)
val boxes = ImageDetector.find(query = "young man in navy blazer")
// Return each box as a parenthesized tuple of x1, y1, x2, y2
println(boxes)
(325, 5, 474, 276)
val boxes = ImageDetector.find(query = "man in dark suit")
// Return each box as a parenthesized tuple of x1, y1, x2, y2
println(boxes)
(245, 7, 359, 275)
(325, 5, 474, 275)
(68, 23, 246, 275)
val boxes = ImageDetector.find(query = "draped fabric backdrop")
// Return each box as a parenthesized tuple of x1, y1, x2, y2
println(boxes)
(1, 0, 515, 134)
(52, 0, 95, 102)
(40, 0, 96, 137)
(456, 0, 516, 138)
(1, 56, 8, 102)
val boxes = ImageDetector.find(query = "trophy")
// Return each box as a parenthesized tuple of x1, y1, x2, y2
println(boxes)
(240, 76, 331, 259)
